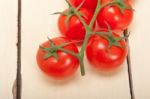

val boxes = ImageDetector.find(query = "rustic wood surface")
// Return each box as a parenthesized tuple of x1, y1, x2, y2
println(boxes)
(21, 0, 130, 99)
(129, 0, 150, 99)
(0, 0, 150, 99)
(0, 0, 17, 99)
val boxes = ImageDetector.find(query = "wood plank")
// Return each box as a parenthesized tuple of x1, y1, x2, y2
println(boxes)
(0, 0, 17, 99)
(21, 0, 131, 99)
(129, 1, 150, 99)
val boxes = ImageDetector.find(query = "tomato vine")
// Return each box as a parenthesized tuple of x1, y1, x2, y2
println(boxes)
(37, 0, 133, 78)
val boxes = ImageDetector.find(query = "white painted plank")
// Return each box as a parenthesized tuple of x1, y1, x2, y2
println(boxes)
(129, 1, 150, 99)
(22, 0, 130, 99)
(0, 0, 17, 99)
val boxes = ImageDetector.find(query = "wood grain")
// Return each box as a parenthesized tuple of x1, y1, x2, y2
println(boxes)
(0, 0, 17, 99)
(129, 1, 150, 99)
(124, 30, 135, 99)
(16, 0, 22, 99)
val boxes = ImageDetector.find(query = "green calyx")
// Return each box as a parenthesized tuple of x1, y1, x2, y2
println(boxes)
(40, 38, 59, 59)
(40, 37, 80, 60)
(96, 22, 128, 48)
(53, 0, 85, 27)
(96, 31, 128, 48)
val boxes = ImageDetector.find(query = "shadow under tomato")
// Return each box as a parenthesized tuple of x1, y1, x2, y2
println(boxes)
(39, 71, 80, 86)
(89, 65, 124, 77)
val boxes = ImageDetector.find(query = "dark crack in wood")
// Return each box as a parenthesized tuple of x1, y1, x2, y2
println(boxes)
(124, 29, 135, 99)
(16, 0, 22, 99)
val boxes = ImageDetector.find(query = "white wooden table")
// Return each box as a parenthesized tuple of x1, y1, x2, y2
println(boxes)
(0, 0, 150, 99)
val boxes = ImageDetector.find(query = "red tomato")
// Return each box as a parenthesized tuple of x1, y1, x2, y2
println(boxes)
(97, 0, 133, 32)
(69, 0, 97, 11)
(69, 0, 132, 11)
(36, 37, 79, 79)
(58, 8, 94, 41)
(86, 34, 127, 71)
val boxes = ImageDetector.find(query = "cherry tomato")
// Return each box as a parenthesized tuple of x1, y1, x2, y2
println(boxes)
(36, 37, 79, 79)
(69, 0, 97, 11)
(58, 8, 95, 41)
(97, 0, 133, 32)
(86, 34, 127, 71)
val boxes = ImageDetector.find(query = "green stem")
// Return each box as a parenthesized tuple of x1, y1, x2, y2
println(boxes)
(63, 0, 106, 76)
(65, 0, 72, 7)
(58, 47, 79, 58)
(78, 31, 91, 76)
(58, 47, 85, 75)
(78, 0, 102, 76)
(89, 0, 101, 28)
(70, 0, 102, 76)
(79, 58, 85, 76)
(79, 32, 91, 57)
(79, 0, 102, 58)
(73, 7, 89, 29)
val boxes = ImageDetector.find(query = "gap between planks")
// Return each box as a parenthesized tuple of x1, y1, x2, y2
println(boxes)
(14, 0, 22, 99)
(124, 29, 135, 99)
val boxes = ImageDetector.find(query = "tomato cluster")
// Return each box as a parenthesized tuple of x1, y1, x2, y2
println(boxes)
(36, 0, 134, 80)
